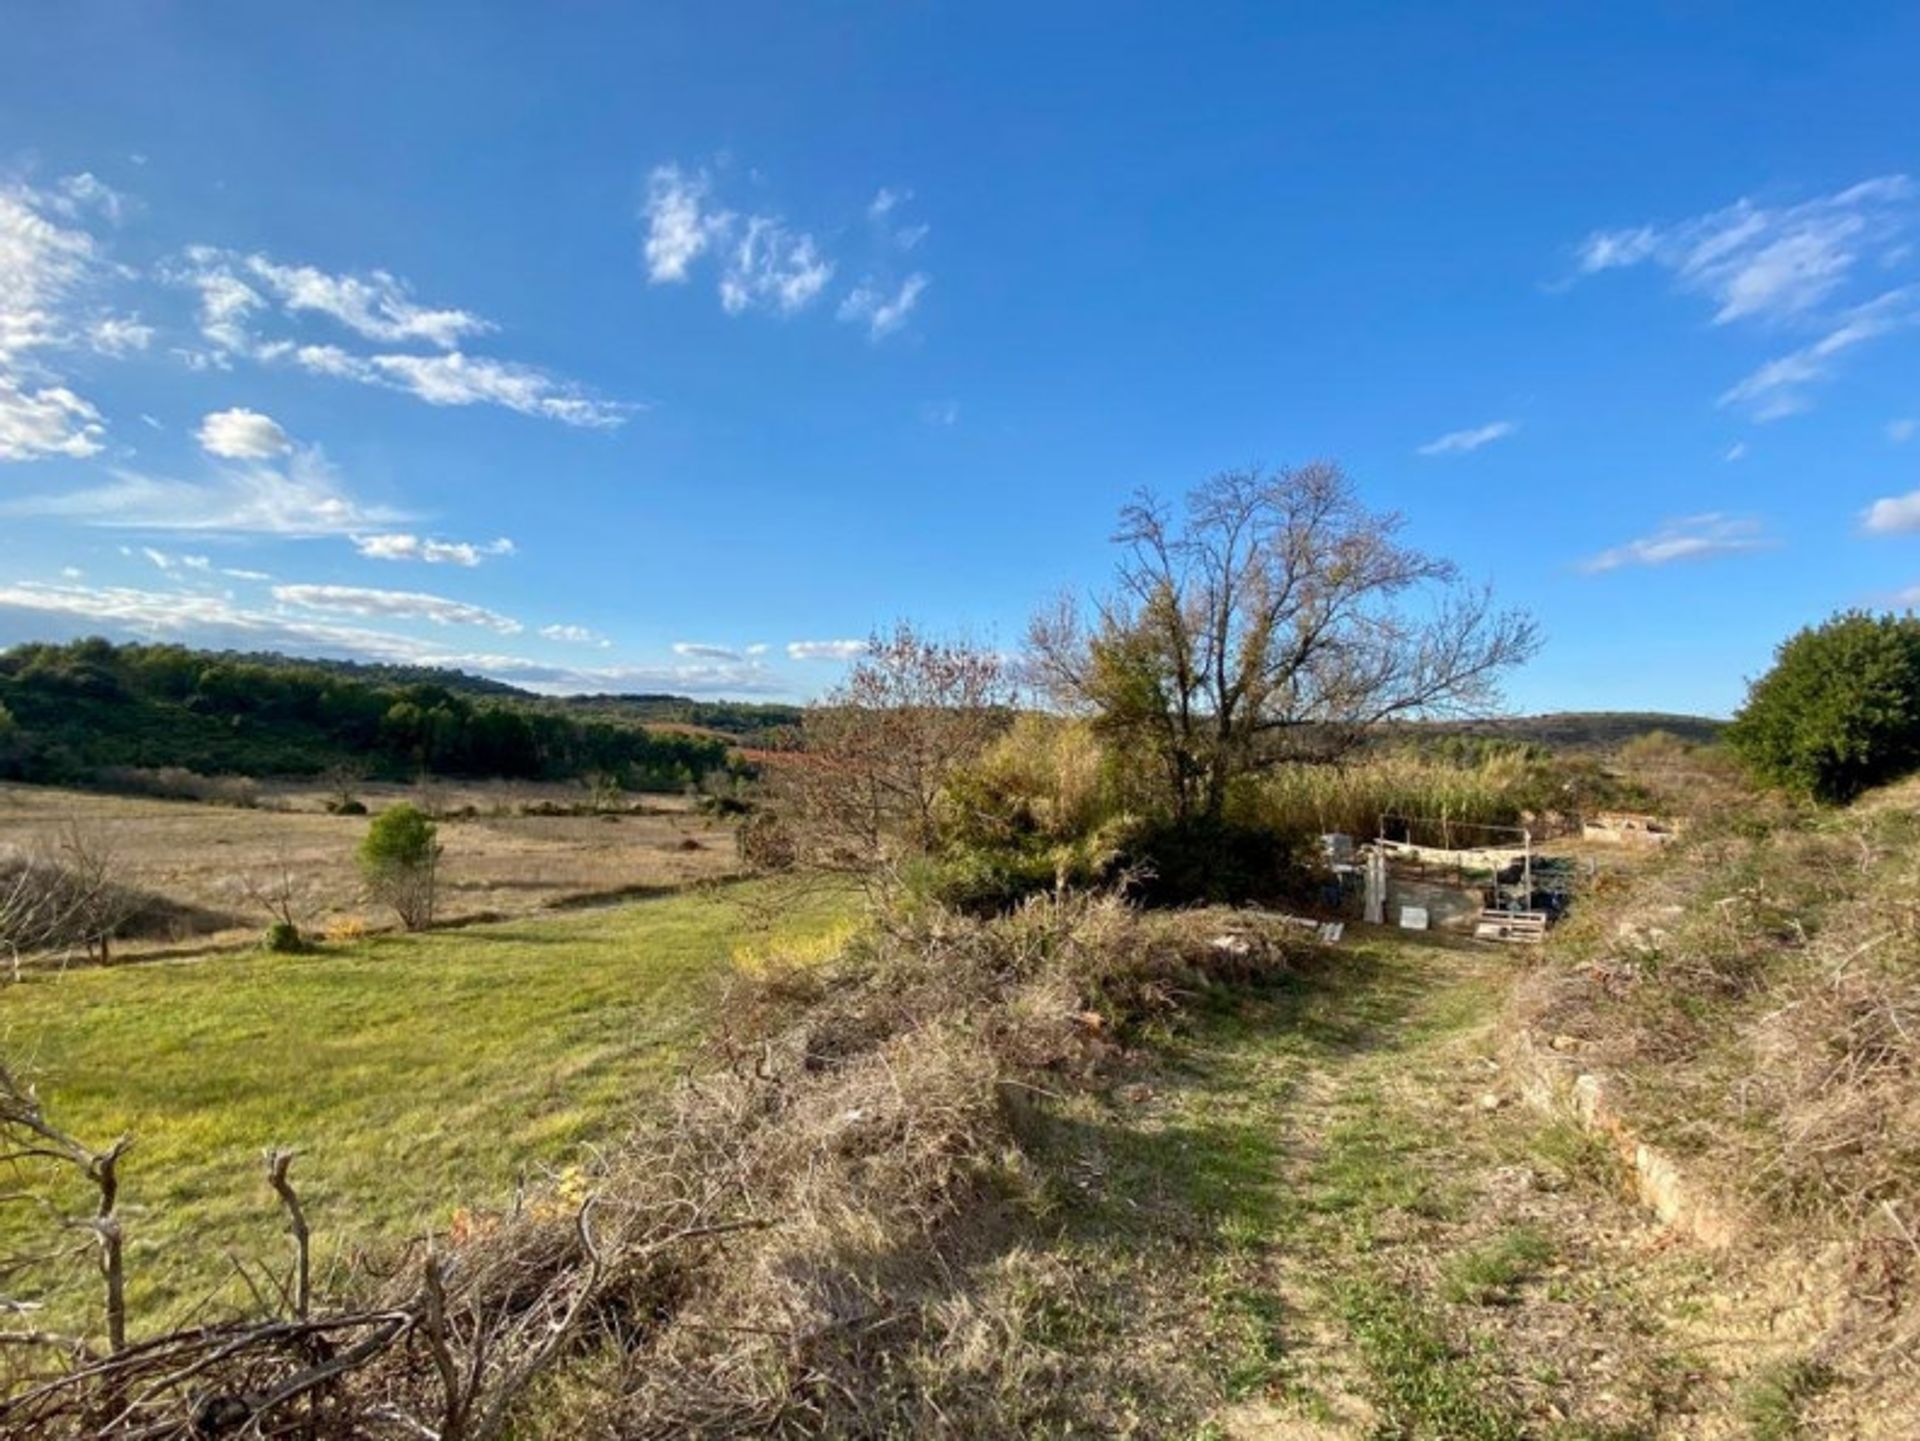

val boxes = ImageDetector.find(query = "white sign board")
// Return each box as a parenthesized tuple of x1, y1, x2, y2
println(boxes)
(1398, 905, 1430, 931)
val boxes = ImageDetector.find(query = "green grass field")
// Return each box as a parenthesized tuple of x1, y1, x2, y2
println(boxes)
(1, 881, 851, 1335)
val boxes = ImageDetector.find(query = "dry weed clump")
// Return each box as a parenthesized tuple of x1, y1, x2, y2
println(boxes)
(4, 894, 1307, 1438)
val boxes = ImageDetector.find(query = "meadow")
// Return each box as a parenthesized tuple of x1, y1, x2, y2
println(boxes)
(0, 780, 742, 959)
(0, 880, 853, 1333)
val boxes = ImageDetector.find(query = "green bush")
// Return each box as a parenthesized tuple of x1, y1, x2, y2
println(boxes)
(358, 803, 442, 929)
(1727, 611, 1920, 803)
(262, 920, 305, 953)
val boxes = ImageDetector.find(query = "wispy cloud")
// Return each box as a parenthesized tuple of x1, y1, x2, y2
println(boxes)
(642, 160, 932, 333)
(354, 532, 515, 567)
(1581, 513, 1774, 572)
(273, 582, 522, 634)
(169, 247, 626, 427)
(1890, 418, 1917, 444)
(540, 623, 607, 646)
(642, 165, 729, 284)
(719, 217, 833, 316)
(1574, 175, 1914, 325)
(787, 638, 867, 661)
(673, 641, 743, 661)
(838, 273, 928, 340)
(197, 406, 292, 459)
(4, 442, 406, 536)
(1416, 420, 1516, 456)
(1724, 441, 1749, 462)
(0, 176, 130, 459)
(1718, 288, 1919, 420)
(140, 546, 211, 572)
(242, 254, 492, 348)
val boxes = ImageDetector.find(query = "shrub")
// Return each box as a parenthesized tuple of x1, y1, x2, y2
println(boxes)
(357, 803, 442, 930)
(262, 920, 305, 953)
(1728, 611, 1920, 802)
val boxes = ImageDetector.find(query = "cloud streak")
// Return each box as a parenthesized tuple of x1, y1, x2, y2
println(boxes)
(1581, 513, 1774, 572)
(272, 582, 523, 634)
(1416, 420, 1516, 456)
(1575, 175, 1914, 325)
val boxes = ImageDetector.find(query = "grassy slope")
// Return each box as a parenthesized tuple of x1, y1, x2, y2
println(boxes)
(1, 882, 851, 1333)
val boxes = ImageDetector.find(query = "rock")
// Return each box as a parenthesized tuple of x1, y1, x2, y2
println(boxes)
(1550, 1033, 1582, 1052)
(1479, 1092, 1504, 1111)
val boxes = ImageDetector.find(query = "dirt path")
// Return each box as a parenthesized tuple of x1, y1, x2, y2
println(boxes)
(1137, 933, 1761, 1439)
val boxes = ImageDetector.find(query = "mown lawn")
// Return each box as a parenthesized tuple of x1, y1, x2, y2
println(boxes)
(1, 881, 853, 1335)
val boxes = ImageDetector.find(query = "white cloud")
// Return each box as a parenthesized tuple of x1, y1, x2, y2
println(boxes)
(920, 399, 960, 427)
(720, 217, 833, 316)
(0, 183, 98, 363)
(1718, 288, 1918, 420)
(358, 352, 628, 427)
(1575, 175, 1914, 324)
(3, 443, 405, 536)
(643, 162, 843, 318)
(868, 188, 907, 220)
(0, 581, 787, 694)
(787, 638, 868, 661)
(643, 165, 729, 283)
(1416, 419, 1516, 456)
(1724, 441, 1749, 462)
(540, 623, 601, 644)
(242, 255, 492, 348)
(171, 248, 625, 427)
(0, 178, 128, 460)
(673, 641, 742, 661)
(272, 582, 522, 634)
(60, 565, 83, 579)
(1890, 418, 1917, 444)
(1862, 490, 1920, 535)
(47, 173, 129, 225)
(354, 532, 514, 567)
(1581, 513, 1774, 572)
(197, 406, 293, 459)
(838, 273, 928, 339)
(0, 378, 103, 460)
(89, 314, 152, 356)
(222, 568, 271, 582)
(140, 546, 211, 572)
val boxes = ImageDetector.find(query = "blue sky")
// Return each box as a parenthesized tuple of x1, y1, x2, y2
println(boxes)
(2, 3, 1917, 715)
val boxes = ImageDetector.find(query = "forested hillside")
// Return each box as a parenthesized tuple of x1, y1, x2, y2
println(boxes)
(0, 638, 739, 789)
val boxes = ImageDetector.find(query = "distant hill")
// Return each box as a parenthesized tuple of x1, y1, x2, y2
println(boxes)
(0, 638, 745, 788)
(1405, 711, 1726, 751)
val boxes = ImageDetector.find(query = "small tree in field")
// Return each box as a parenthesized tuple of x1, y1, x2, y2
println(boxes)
(779, 624, 1009, 892)
(1727, 610, 1920, 803)
(358, 804, 442, 930)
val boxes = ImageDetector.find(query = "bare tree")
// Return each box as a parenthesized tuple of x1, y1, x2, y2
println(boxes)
(0, 823, 136, 974)
(1028, 464, 1541, 826)
(777, 624, 1009, 891)
(239, 843, 322, 945)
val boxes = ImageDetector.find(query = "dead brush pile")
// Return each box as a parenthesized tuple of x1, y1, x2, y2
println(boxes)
(1513, 782, 1920, 1411)
(3, 895, 1306, 1439)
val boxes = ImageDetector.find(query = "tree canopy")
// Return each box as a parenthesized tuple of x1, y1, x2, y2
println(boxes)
(1727, 610, 1920, 803)
(1028, 464, 1540, 825)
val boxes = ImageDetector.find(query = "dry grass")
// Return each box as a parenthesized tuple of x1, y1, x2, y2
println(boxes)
(0, 780, 739, 958)
(1511, 774, 1920, 1431)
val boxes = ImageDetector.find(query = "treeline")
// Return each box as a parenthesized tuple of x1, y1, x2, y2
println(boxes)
(0, 638, 734, 790)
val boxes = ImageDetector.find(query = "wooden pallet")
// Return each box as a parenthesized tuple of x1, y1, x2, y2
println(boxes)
(1473, 909, 1548, 945)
